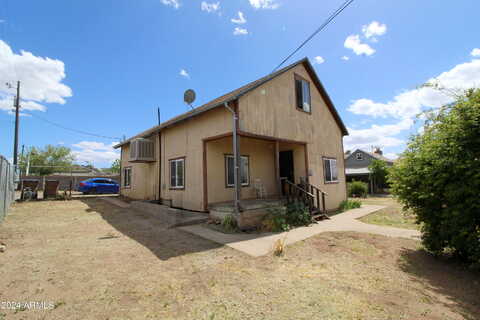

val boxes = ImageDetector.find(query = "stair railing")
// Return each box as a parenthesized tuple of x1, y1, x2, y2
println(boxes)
(280, 178, 329, 216)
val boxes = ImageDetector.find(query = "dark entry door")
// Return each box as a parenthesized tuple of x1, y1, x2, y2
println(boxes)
(279, 150, 294, 183)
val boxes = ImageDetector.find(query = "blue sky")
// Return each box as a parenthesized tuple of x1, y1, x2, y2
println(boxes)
(1, 0, 479, 167)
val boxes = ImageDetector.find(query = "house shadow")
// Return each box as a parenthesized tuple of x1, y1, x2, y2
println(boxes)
(79, 198, 224, 261)
(398, 248, 480, 319)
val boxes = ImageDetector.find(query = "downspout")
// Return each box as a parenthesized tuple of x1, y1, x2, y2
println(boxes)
(158, 131, 162, 203)
(223, 101, 241, 216)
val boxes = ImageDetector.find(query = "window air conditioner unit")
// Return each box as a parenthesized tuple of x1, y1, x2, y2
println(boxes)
(129, 138, 155, 162)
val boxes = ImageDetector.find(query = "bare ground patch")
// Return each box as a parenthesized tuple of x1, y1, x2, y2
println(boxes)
(0, 199, 478, 319)
(358, 197, 419, 230)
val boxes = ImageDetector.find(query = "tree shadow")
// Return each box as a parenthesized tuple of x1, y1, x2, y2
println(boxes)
(398, 248, 480, 320)
(79, 198, 223, 261)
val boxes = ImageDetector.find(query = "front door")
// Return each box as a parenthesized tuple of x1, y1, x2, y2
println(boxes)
(279, 150, 294, 183)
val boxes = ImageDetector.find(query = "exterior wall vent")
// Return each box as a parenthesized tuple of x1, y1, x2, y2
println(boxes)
(129, 138, 155, 162)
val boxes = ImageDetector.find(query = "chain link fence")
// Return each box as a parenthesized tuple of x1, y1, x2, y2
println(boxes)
(0, 155, 15, 223)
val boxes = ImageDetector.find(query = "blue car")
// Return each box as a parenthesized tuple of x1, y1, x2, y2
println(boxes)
(78, 178, 119, 194)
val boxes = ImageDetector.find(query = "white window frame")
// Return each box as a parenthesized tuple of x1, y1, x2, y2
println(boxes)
(225, 155, 250, 187)
(323, 158, 338, 183)
(295, 74, 311, 113)
(123, 167, 131, 188)
(169, 158, 185, 189)
(355, 152, 363, 161)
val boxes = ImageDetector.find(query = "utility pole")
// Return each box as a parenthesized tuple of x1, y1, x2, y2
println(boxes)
(25, 150, 30, 176)
(157, 107, 161, 126)
(20, 144, 25, 175)
(13, 81, 20, 170)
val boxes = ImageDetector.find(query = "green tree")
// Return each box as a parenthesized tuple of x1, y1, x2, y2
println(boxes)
(20, 145, 75, 176)
(368, 159, 389, 193)
(110, 159, 121, 174)
(389, 89, 480, 265)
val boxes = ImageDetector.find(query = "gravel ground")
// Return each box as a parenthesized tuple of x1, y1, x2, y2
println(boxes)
(0, 198, 478, 320)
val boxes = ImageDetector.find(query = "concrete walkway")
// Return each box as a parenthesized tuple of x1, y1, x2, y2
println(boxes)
(179, 205, 421, 257)
(101, 197, 130, 208)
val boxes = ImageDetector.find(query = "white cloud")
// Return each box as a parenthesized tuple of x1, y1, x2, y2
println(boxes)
(384, 152, 398, 160)
(344, 35, 375, 56)
(231, 11, 246, 24)
(344, 119, 413, 150)
(348, 59, 480, 119)
(249, 0, 279, 10)
(472, 48, 480, 57)
(341, 56, 349, 61)
(313, 56, 325, 64)
(0, 40, 72, 114)
(73, 141, 117, 151)
(72, 141, 119, 166)
(362, 21, 387, 40)
(179, 69, 190, 78)
(346, 53, 480, 155)
(233, 27, 248, 36)
(161, 0, 180, 9)
(0, 96, 46, 113)
(201, 1, 220, 13)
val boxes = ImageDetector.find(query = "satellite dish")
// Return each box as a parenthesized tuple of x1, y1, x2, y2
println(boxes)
(184, 89, 196, 108)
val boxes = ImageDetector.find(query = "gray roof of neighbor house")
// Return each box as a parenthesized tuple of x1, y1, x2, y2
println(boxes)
(345, 149, 395, 164)
(114, 58, 348, 149)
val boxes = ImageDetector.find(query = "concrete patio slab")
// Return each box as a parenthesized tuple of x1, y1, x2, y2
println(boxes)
(179, 205, 421, 257)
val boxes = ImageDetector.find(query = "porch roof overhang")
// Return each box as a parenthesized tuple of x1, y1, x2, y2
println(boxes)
(345, 167, 370, 175)
(203, 130, 307, 145)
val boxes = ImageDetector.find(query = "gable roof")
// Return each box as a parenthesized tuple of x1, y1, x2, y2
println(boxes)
(114, 57, 348, 148)
(345, 149, 394, 163)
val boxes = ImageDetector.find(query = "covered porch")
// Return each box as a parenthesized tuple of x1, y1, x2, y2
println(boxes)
(202, 132, 309, 213)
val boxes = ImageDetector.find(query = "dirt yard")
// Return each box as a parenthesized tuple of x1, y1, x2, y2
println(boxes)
(358, 196, 419, 230)
(0, 198, 479, 320)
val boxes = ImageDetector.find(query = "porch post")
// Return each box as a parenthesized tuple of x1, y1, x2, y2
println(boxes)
(224, 102, 241, 216)
(275, 140, 281, 196)
(233, 118, 241, 213)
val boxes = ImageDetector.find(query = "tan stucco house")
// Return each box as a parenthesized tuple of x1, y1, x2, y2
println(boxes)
(114, 58, 349, 214)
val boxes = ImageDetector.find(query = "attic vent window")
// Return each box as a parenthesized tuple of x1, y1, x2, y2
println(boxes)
(355, 152, 363, 161)
(295, 74, 311, 113)
(129, 138, 155, 162)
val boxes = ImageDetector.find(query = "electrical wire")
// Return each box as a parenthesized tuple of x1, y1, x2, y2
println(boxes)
(272, 0, 355, 72)
(29, 112, 121, 140)
(0, 2, 119, 142)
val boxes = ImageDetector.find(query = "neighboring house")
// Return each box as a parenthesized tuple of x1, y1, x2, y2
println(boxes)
(344, 148, 394, 190)
(114, 58, 349, 213)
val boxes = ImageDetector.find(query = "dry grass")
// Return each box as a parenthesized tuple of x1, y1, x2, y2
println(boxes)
(0, 198, 478, 320)
(358, 196, 420, 230)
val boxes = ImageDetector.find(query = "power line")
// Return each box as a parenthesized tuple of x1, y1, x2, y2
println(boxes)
(272, 0, 355, 72)
(29, 112, 121, 140)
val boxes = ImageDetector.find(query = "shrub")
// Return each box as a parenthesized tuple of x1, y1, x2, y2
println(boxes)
(390, 89, 480, 265)
(368, 159, 390, 193)
(339, 199, 362, 212)
(348, 181, 368, 198)
(264, 202, 313, 232)
(221, 214, 237, 232)
(263, 207, 290, 232)
(285, 202, 312, 227)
